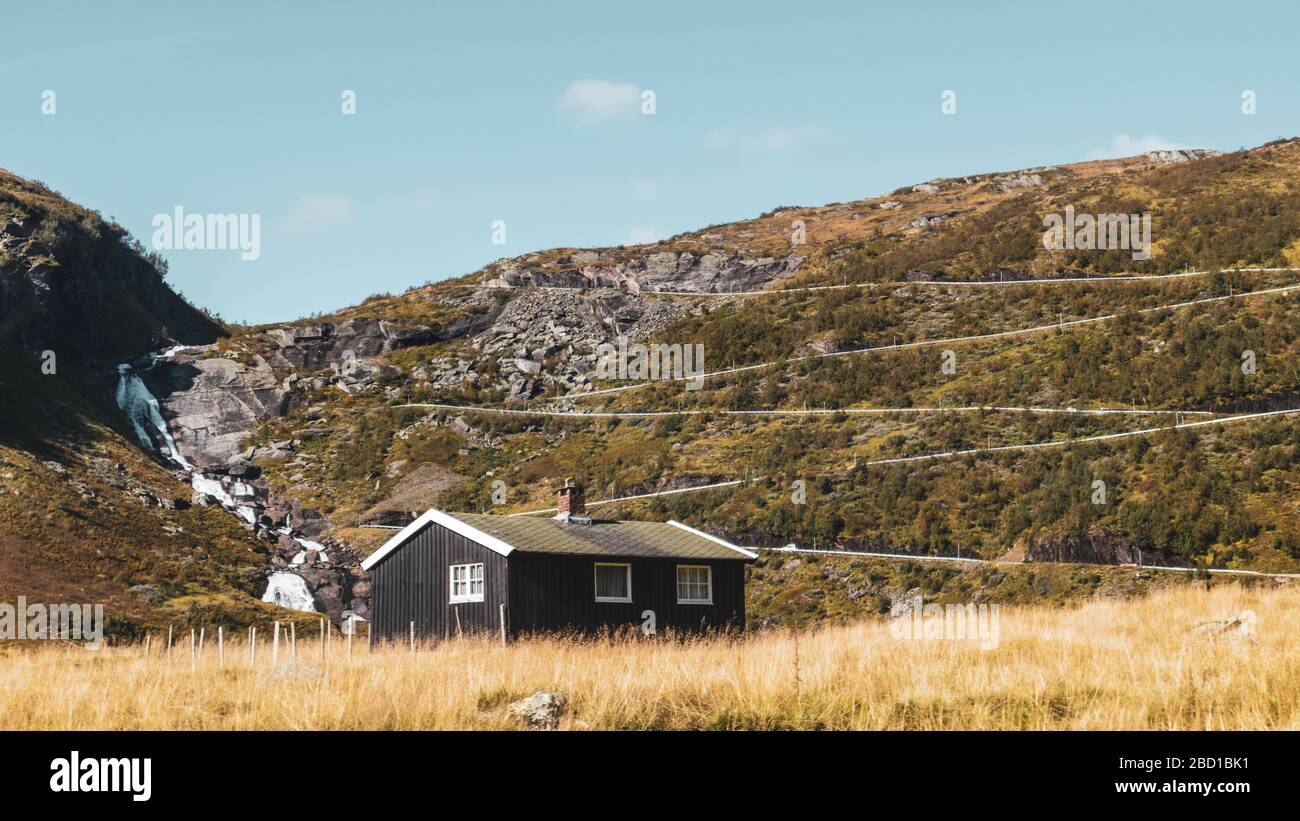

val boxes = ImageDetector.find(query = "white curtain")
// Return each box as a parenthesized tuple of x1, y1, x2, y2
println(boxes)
(595, 565, 628, 599)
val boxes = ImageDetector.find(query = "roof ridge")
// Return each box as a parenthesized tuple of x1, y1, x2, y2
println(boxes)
(361, 508, 756, 568)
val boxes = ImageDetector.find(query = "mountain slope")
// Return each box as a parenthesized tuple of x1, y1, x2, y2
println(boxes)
(130, 141, 1300, 621)
(0, 170, 313, 633)
(0, 169, 221, 362)
(6, 141, 1300, 635)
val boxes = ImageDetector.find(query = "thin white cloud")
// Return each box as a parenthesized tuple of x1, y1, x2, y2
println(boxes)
(628, 179, 659, 203)
(704, 127, 736, 148)
(1086, 134, 1189, 160)
(0, 30, 230, 71)
(704, 125, 843, 156)
(626, 225, 660, 245)
(406, 190, 438, 215)
(274, 191, 439, 237)
(274, 194, 359, 237)
(557, 80, 642, 125)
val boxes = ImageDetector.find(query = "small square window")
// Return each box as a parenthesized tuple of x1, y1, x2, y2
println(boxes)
(676, 565, 712, 604)
(450, 563, 485, 603)
(594, 563, 632, 603)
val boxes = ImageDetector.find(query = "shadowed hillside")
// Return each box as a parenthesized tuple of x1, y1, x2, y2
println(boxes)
(0, 170, 307, 634)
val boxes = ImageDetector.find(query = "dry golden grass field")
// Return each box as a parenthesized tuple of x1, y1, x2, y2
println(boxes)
(0, 583, 1295, 730)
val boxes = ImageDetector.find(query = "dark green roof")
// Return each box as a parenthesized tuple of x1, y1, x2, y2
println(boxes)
(448, 513, 755, 561)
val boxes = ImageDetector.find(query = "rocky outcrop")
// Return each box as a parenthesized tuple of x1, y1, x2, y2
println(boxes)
(1145, 148, 1221, 164)
(908, 210, 965, 229)
(191, 457, 370, 622)
(144, 351, 287, 469)
(1019, 529, 1193, 567)
(633, 251, 805, 293)
(143, 312, 468, 470)
(995, 173, 1043, 192)
(488, 250, 805, 295)
(449, 282, 713, 399)
(264, 317, 437, 371)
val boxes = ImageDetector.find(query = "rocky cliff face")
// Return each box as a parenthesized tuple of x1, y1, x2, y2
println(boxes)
(144, 353, 288, 469)
(135, 322, 448, 622)
(485, 249, 806, 294)
(1019, 529, 1193, 568)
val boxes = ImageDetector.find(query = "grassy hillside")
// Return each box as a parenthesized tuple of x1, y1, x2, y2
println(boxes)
(217, 141, 1300, 578)
(5, 141, 1300, 634)
(0, 342, 307, 633)
(744, 551, 1266, 629)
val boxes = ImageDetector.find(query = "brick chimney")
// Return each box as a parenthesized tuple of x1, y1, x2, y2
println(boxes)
(557, 478, 585, 518)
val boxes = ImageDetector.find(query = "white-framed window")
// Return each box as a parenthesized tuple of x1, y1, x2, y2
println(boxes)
(594, 562, 632, 603)
(676, 565, 712, 604)
(449, 562, 485, 603)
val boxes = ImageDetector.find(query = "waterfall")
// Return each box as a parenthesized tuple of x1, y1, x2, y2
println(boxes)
(117, 346, 321, 615)
(262, 572, 317, 611)
(114, 361, 192, 470)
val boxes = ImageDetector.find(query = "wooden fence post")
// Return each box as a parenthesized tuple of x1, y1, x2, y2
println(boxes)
(250, 626, 257, 667)
(291, 621, 297, 659)
(320, 618, 326, 661)
(190, 628, 196, 674)
(409, 621, 415, 654)
(273, 622, 280, 665)
(167, 625, 173, 659)
(499, 604, 507, 648)
(145, 633, 151, 658)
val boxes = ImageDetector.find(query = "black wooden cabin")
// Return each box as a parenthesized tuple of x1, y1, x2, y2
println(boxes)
(360, 483, 755, 642)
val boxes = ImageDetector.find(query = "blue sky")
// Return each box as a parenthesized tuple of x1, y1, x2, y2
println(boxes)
(2, 0, 1296, 324)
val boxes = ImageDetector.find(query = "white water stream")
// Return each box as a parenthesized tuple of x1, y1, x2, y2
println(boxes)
(115, 358, 192, 470)
(114, 347, 317, 612)
(261, 572, 317, 611)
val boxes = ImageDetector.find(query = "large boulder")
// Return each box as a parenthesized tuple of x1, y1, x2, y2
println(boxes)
(506, 692, 567, 730)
